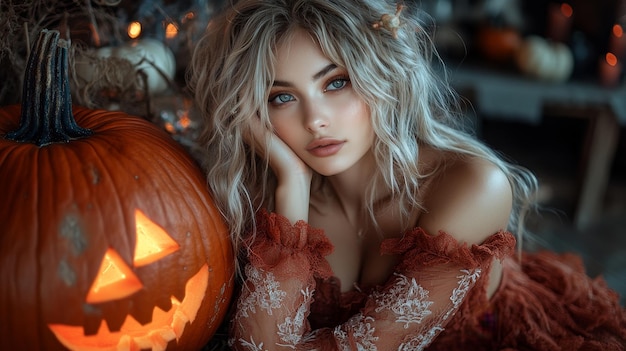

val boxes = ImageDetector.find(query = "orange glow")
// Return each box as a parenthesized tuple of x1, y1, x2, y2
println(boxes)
(560, 3, 573, 18)
(128, 21, 142, 39)
(178, 98, 192, 129)
(606, 52, 619, 66)
(183, 12, 195, 22)
(134, 209, 180, 267)
(164, 123, 175, 133)
(86, 248, 143, 304)
(165, 23, 178, 39)
(49, 265, 211, 350)
(179, 115, 191, 129)
(89, 23, 101, 47)
(613, 24, 624, 38)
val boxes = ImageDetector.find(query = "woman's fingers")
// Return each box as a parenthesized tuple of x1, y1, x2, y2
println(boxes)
(244, 116, 311, 180)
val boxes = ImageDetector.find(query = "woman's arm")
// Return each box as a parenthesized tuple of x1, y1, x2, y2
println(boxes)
(235, 124, 514, 349)
(246, 116, 312, 224)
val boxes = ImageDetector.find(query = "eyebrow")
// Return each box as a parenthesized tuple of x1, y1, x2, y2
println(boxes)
(272, 63, 338, 87)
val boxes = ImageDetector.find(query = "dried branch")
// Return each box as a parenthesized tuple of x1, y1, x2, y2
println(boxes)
(0, 0, 123, 105)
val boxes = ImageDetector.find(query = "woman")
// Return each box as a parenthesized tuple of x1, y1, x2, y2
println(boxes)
(189, 0, 626, 349)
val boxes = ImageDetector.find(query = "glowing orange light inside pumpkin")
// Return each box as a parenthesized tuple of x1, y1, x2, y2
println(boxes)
(165, 23, 178, 39)
(613, 24, 624, 38)
(560, 3, 573, 18)
(86, 248, 142, 304)
(49, 265, 211, 350)
(134, 209, 180, 267)
(606, 52, 619, 67)
(47, 209, 221, 349)
(128, 21, 142, 39)
(86, 210, 179, 303)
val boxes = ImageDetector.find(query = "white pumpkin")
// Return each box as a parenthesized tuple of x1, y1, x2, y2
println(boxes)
(75, 38, 176, 95)
(515, 35, 574, 82)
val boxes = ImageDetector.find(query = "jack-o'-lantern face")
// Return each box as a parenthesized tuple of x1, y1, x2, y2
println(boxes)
(47, 210, 214, 350)
(0, 29, 234, 350)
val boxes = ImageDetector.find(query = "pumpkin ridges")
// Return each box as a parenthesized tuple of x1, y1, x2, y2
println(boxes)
(80, 139, 137, 264)
(0, 199, 41, 348)
(29, 121, 138, 330)
(1, 28, 235, 350)
(44, 137, 200, 333)
(68, 122, 216, 326)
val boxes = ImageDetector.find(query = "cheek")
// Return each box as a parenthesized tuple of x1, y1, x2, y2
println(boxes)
(345, 101, 372, 134)
(339, 96, 369, 122)
(355, 104, 375, 148)
(270, 117, 301, 146)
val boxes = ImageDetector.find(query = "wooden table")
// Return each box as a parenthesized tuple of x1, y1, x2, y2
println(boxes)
(448, 65, 624, 229)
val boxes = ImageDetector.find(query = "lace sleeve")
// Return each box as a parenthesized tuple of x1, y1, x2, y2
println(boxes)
(229, 212, 515, 350)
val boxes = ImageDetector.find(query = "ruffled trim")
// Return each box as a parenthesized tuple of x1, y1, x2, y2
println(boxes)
(307, 229, 517, 330)
(381, 227, 517, 272)
(245, 210, 334, 280)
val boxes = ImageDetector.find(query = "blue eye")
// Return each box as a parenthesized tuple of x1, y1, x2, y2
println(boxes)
(270, 93, 295, 105)
(325, 78, 348, 91)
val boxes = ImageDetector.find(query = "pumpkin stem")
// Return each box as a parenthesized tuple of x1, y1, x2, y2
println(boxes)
(6, 29, 92, 146)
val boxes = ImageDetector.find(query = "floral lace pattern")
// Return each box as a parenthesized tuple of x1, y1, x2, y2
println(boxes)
(235, 265, 286, 319)
(398, 326, 443, 351)
(236, 336, 266, 351)
(277, 287, 313, 348)
(230, 212, 498, 351)
(395, 268, 482, 350)
(373, 273, 434, 328)
(333, 313, 379, 350)
(446, 269, 482, 317)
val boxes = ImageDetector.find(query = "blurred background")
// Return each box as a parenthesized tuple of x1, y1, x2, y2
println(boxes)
(417, 0, 626, 305)
(1, 0, 624, 320)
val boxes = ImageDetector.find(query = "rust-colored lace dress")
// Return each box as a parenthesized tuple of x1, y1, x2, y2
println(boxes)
(228, 211, 626, 350)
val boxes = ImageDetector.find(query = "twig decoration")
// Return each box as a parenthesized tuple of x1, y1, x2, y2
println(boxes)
(372, 4, 405, 39)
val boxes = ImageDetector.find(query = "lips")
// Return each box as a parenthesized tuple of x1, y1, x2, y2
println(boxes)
(306, 138, 344, 157)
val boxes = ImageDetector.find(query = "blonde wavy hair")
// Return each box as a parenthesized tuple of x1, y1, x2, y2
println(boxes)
(187, 0, 538, 256)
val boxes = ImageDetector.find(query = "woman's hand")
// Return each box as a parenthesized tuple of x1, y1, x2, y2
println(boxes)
(244, 116, 312, 224)
(245, 116, 311, 182)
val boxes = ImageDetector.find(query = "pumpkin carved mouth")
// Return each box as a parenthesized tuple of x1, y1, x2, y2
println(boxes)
(0, 30, 234, 350)
(48, 263, 209, 351)
(48, 209, 211, 350)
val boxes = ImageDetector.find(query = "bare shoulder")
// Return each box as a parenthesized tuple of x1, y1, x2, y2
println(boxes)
(418, 153, 512, 244)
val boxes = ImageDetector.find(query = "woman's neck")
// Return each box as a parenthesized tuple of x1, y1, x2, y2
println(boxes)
(325, 152, 382, 226)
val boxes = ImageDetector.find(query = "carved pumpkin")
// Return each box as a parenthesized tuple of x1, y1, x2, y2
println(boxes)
(0, 30, 234, 350)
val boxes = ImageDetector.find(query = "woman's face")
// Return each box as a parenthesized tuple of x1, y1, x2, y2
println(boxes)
(268, 29, 375, 177)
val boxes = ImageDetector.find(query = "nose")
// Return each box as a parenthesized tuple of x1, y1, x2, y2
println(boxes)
(303, 101, 329, 133)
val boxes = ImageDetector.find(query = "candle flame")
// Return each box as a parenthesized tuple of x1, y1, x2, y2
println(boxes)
(128, 21, 142, 39)
(606, 52, 618, 67)
(560, 3, 573, 18)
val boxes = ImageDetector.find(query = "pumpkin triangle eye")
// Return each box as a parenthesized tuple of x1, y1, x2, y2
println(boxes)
(133, 209, 180, 267)
(86, 248, 143, 304)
